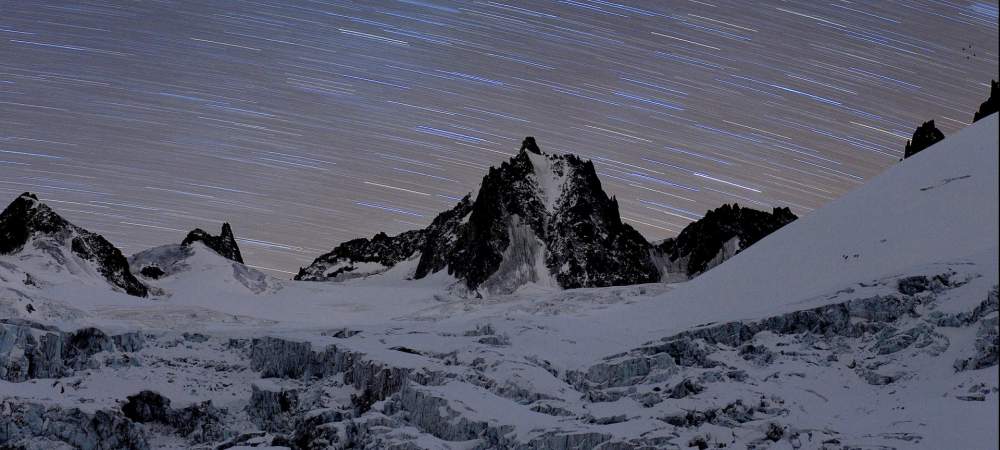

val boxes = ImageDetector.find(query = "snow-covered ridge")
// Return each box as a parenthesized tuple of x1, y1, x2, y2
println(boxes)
(0, 192, 147, 298)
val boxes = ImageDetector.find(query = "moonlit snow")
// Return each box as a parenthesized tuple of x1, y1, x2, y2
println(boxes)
(0, 115, 996, 448)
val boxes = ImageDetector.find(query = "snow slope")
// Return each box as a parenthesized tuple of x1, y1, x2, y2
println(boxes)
(0, 115, 997, 449)
(569, 111, 999, 352)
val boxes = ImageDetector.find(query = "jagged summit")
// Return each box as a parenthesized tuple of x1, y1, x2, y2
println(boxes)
(0, 193, 66, 255)
(904, 120, 945, 159)
(520, 136, 542, 154)
(181, 223, 244, 264)
(0, 192, 147, 297)
(298, 138, 661, 293)
(653, 203, 797, 278)
(973, 79, 998, 123)
(297, 139, 798, 294)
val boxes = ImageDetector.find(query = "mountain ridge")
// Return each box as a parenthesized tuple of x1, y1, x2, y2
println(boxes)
(296, 138, 796, 294)
(0, 192, 147, 297)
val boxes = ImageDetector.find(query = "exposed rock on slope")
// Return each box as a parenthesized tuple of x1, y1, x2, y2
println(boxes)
(294, 229, 426, 281)
(295, 195, 475, 282)
(128, 242, 276, 295)
(973, 79, 998, 123)
(0, 193, 147, 297)
(904, 120, 945, 159)
(653, 203, 797, 278)
(121, 390, 228, 444)
(181, 223, 244, 263)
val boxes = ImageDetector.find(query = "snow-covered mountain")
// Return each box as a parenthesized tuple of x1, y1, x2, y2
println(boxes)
(0, 192, 147, 298)
(298, 137, 791, 295)
(0, 115, 997, 450)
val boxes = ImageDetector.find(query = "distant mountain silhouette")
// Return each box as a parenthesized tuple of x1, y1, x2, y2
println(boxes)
(904, 120, 945, 159)
(973, 80, 998, 123)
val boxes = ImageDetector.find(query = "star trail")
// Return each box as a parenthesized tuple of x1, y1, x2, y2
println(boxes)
(1, 1, 997, 275)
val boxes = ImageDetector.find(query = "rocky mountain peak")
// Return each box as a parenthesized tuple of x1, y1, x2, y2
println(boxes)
(298, 138, 660, 294)
(181, 223, 244, 264)
(903, 120, 945, 159)
(0, 192, 147, 297)
(520, 136, 542, 154)
(0, 193, 72, 255)
(297, 139, 796, 294)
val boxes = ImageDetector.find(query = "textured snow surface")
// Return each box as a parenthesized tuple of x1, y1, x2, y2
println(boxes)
(526, 151, 567, 213)
(0, 116, 997, 449)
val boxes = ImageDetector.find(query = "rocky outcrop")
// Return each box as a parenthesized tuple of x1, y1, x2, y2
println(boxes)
(121, 390, 171, 423)
(903, 120, 945, 159)
(0, 193, 147, 297)
(181, 223, 244, 263)
(653, 203, 797, 278)
(973, 79, 998, 123)
(294, 229, 425, 281)
(954, 288, 999, 371)
(120, 390, 228, 444)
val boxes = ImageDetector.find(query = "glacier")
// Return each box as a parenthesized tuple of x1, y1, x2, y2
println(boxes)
(0, 115, 997, 449)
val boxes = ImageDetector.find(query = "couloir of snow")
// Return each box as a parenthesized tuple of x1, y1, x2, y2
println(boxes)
(1, 115, 997, 449)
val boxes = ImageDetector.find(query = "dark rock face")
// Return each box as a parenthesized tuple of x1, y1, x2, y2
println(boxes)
(139, 266, 165, 279)
(972, 79, 998, 123)
(0, 193, 147, 297)
(520, 136, 542, 154)
(443, 143, 660, 292)
(903, 120, 945, 159)
(122, 390, 172, 423)
(413, 195, 474, 279)
(0, 193, 69, 255)
(120, 390, 227, 444)
(446, 148, 549, 291)
(542, 155, 659, 289)
(655, 203, 797, 277)
(294, 229, 425, 281)
(298, 138, 660, 293)
(181, 223, 244, 263)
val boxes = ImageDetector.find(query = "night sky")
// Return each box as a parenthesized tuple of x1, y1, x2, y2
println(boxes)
(1, 1, 997, 276)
